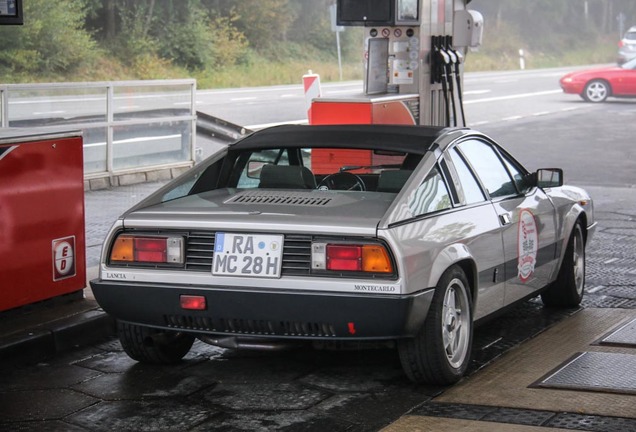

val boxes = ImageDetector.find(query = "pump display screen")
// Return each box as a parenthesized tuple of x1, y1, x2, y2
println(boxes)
(397, 0, 419, 22)
(337, 0, 393, 26)
(0, 0, 22, 25)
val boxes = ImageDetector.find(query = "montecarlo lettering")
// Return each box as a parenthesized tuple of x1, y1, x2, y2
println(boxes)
(354, 284, 396, 292)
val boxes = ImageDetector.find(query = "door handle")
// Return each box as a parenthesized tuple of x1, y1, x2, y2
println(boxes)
(499, 213, 511, 225)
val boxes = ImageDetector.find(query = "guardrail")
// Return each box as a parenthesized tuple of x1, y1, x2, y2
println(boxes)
(0, 80, 197, 188)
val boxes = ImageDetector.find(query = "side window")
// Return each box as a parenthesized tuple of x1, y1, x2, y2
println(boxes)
(448, 147, 486, 204)
(408, 166, 452, 216)
(457, 140, 517, 199)
(501, 154, 531, 194)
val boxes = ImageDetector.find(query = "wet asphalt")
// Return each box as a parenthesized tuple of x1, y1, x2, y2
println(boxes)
(1, 101, 635, 431)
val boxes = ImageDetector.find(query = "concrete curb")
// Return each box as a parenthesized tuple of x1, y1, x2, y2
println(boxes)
(0, 266, 117, 365)
(0, 308, 116, 365)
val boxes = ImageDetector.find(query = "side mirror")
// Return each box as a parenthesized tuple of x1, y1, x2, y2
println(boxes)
(535, 168, 563, 188)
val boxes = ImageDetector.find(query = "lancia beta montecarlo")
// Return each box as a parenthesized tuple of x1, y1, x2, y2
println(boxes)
(91, 124, 596, 385)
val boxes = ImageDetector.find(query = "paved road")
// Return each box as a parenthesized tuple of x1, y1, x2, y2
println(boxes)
(195, 65, 598, 128)
(3, 72, 635, 431)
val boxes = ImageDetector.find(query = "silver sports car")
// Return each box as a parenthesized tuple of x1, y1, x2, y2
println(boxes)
(91, 124, 596, 385)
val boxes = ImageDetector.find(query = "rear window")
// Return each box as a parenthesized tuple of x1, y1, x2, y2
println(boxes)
(625, 31, 636, 41)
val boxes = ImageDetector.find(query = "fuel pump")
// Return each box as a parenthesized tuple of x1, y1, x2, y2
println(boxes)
(310, 0, 483, 128)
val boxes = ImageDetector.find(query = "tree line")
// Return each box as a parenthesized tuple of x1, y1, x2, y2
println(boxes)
(472, 0, 636, 46)
(1, 0, 635, 82)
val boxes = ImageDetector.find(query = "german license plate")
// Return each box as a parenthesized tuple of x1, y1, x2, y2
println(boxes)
(212, 233, 284, 278)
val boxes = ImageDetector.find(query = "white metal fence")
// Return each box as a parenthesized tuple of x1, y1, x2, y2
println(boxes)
(0, 80, 197, 177)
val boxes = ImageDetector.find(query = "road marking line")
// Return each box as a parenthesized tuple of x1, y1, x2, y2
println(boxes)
(231, 97, 257, 102)
(245, 119, 308, 130)
(83, 134, 181, 148)
(470, 121, 490, 126)
(33, 110, 66, 115)
(280, 94, 300, 98)
(463, 90, 491, 95)
(561, 106, 584, 112)
(324, 89, 360, 95)
(533, 111, 551, 116)
(464, 89, 561, 104)
(503, 115, 522, 121)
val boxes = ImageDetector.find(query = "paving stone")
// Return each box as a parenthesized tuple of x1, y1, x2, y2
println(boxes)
(202, 383, 330, 411)
(190, 411, 353, 432)
(72, 367, 217, 400)
(0, 362, 100, 391)
(67, 400, 215, 432)
(0, 420, 89, 431)
(0, 389, 97, 422)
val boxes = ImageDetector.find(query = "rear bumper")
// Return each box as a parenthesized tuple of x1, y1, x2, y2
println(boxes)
(90, 280, 435, 340)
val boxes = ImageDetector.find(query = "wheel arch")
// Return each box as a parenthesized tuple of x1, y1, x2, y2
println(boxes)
(454, 259, 478, 309)
(554, 205, 588, 273)
(427, 243, 478, 310)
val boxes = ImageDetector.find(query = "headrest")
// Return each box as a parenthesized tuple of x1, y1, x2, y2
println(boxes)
(258, 165, 317, 189)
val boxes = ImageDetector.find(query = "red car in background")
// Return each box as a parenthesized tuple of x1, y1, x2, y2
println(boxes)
(560, 57, 636, 103)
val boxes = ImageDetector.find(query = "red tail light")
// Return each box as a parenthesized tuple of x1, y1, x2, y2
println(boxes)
(321, 244, 394, 273)
(327, 245, 362, 271)
(134, 237, 167, 263)
(110, 234, 184, 264)
(619, 40, 625, 48)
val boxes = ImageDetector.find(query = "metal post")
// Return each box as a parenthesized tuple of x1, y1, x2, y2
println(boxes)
(336, 30, 343, 81)
(106, 84, 114, 176)
(190, 81, 197, 163)
(0, 86, 8, 128)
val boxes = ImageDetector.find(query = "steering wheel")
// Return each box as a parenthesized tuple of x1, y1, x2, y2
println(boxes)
(317, 172, 366, 191)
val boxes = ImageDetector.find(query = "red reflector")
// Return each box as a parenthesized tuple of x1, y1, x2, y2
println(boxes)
(327, 245, 362, 271)
(180, 295, 207, 311)
(134, 237, 167, 263)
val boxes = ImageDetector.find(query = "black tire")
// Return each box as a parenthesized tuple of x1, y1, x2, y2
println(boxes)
(118, 321, 195, 364)
(541, 221, 585, 308)
(582, 80, 610, 103)
(398, 265, 473, 385)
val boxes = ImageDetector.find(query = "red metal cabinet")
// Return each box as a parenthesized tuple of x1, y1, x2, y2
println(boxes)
(310, 95, 419, 126)
(0, 130, 86, 311)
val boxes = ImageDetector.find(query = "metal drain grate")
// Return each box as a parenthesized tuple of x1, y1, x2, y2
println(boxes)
(598, 318, 636, 348)
(533, 351, 636, 395)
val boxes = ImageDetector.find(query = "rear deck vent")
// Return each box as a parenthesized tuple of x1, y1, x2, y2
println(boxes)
(227, 191, 332, 206)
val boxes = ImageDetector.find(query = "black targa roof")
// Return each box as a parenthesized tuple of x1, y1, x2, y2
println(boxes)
(230, 124, 455, 155)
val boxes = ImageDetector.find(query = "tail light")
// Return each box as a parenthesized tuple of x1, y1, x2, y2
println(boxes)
(312, 243, 393, 274)
(110, 234, 184, 264)
(619, 40, 625, 48)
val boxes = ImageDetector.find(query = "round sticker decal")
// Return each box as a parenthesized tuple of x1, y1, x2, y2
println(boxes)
(53, 236, 76, 281)
(518, 209, 538, 282)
